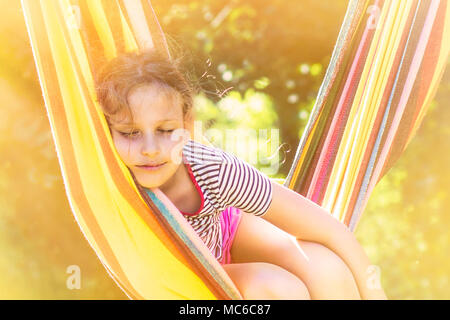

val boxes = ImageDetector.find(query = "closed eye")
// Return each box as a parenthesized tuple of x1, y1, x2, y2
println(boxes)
(118, 129, 174, 138)
(118, 131, 139, 138)
(158, 129, 174, 133)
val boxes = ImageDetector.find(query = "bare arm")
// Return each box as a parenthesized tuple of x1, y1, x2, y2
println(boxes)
(262, 180, 387, 300)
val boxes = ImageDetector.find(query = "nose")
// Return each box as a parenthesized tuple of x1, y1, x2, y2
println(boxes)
(141, 133, 160, 157)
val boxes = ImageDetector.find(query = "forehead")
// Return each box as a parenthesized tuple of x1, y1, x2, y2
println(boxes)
(110, 82, 184, 127)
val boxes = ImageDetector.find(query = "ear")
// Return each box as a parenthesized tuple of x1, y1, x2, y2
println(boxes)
(183, 108, 195, 138)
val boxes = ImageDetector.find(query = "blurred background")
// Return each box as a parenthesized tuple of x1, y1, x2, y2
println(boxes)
(0, 0, 448, 299)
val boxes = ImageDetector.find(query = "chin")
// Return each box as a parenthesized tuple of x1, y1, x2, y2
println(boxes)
(134, 170, 175, 190)
(133, 175, 165, 189)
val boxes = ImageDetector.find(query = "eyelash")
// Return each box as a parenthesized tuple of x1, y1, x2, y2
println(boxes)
(119, 129, 174, 138)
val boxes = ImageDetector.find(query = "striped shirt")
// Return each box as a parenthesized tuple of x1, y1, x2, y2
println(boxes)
(180, 139, 273, 262)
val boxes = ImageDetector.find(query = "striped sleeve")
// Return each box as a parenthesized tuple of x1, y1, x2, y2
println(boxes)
(217, 151, 273, 217)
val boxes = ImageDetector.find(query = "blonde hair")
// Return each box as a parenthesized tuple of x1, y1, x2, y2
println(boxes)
(95, 51, 195, 128)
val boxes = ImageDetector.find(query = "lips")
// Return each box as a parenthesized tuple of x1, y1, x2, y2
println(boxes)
(136, 162, 167, 168)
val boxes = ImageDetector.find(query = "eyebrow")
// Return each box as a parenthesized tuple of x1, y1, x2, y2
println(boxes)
(111, 119, 180, 128)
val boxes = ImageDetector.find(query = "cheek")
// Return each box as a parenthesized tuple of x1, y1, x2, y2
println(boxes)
(165, 137, 186, 163)
(112, 137, 139, 164)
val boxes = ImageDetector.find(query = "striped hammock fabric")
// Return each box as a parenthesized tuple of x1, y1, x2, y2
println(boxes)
(22, 0, 242, 300)
(285, 0, 450, 232)
(21, 0, 449, 299)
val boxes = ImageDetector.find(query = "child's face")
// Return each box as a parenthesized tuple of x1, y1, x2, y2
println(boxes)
(109, 82, 190, 189)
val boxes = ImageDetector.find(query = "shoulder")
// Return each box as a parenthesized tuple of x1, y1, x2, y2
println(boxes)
(182, 139, 224, 165)
(182, 139, 273, 216)
(215, 147, 274, 217)
(216, 149, 271, 192)
(182, 139, 259, 174)
(182, 139, 225, 194)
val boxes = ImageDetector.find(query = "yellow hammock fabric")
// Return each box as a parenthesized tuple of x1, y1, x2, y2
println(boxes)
(22, 0, 242, 300)
(22, 0, 449, 299)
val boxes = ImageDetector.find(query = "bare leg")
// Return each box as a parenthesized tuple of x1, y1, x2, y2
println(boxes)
(230, 212, 361, 300)
(223, 262, 311, 300)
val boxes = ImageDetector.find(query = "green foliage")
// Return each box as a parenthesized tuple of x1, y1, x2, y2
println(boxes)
(154, 0, 349, 174)
(194, 88, 280, 176)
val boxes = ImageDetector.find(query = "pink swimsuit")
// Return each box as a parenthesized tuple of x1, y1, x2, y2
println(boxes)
(180, 161, 243, 265)
(219, 207, 243, 264)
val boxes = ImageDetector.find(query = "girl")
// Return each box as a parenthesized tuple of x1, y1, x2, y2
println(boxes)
(95, 51, 387, 300)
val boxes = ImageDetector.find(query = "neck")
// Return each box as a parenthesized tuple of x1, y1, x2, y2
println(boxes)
(159, 161, 191, 203)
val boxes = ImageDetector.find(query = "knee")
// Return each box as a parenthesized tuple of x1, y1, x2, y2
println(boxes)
(246, 263, 311, 300)
(317, 252, 353, 284)
(302, 243, 360, 297)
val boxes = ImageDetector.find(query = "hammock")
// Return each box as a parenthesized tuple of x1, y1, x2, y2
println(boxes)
(285, 0, 450, 232)
(21, 0, 449, 300)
